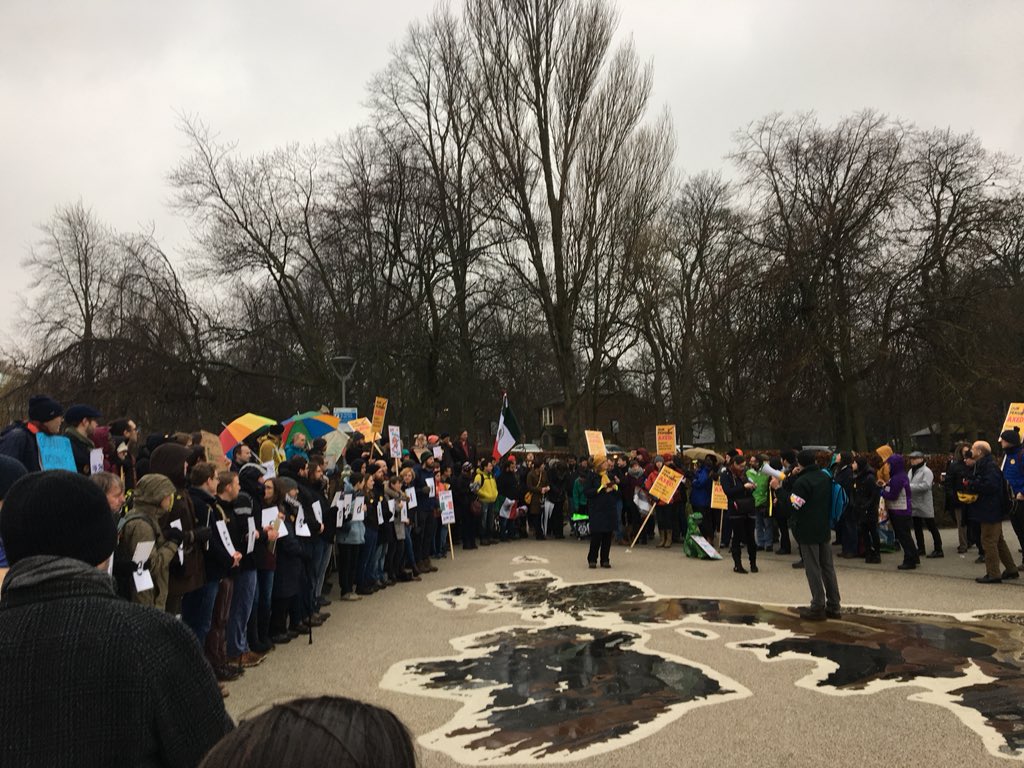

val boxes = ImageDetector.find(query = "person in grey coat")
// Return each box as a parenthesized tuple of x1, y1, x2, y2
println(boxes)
(908, 452, 943, 558)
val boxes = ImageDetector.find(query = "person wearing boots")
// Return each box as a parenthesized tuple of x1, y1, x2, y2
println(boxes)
(850, 455, 882, 563)
(721, 454, 758, 573)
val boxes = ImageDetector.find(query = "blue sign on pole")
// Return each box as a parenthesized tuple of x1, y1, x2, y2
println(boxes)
(36, 433, 78, 472)
(334, 407, 358, 423)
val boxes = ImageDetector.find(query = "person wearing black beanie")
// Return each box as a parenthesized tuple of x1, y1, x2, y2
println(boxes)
(0, 394, 65, 473)
(0, 455, 29, 573)
(0, 471, 233, 768)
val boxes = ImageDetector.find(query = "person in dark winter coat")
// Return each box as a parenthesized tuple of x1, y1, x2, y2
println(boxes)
(943, 442, 974, 554)
(583, 458, 618, 568)
(850, 455, 881, 563)
(0, 394, 64, 472)
(721, 454, 757, 574)
(0, 470, 232, 768)
(451, 462, 476, 549)
(964, 441, 1021, 583)
(789, 450, 842, 620)
(270, 477, 309, 640)
(63, 403, 102, 475)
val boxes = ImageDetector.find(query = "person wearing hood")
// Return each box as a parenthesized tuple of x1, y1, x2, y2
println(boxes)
(850, 455, 882, 563)
(964, 440, 1021, 583)
(150, 441, 210, 614)
(115, 473, 183, 610)
(63, 404, 102, 475)
(691, 455, 715, 543)
(998, 427, 1024, 558)
(0, 394, 64, 473)
(0, 470, 232, 767)
(908, 452, 943, 558)
(879, 453, 918, 570)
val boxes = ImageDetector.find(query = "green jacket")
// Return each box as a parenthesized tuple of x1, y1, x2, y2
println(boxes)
(746, 468, 770, 507)
(789, 465, 832, 545)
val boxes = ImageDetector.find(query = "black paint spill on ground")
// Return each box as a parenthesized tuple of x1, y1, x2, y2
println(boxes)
(409, 624, 730, 758)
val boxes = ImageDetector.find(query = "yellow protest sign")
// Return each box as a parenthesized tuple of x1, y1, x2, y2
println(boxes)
(348, 417, 374, 438)
(585, 430, 606, 457)
(649, 465, 683, 503)
(1001, 403, 1024, 436)
(710, 481, 728, 510)
(371, 396, 388, 439)
(655, 424, 676, 456)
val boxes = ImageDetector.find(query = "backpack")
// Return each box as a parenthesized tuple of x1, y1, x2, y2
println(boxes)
(822, 468, 849, 530)
(1000, 470, 1018, 520)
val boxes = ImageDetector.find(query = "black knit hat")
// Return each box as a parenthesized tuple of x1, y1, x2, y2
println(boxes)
(0, 470, 117, 567)
(797, 449, 817, 468)
(0, 455, 27, 500)
(1000, 427, 1021, 447)
(27, 395, 63, 423)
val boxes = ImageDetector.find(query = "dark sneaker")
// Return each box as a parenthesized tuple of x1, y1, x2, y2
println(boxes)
(897, 563, 916, 570)
(926, 551, 944, 559)
(825, 609, 842, 619)
(976, 575, 1002, 584)
(798, 607, 826, 621)
(1001, 570, 1020, 580)
(791, 560, 804, 569)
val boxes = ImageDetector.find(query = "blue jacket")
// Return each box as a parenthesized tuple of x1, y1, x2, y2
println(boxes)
(1003, 446, 1024, 495)
(690, 466, 712, 508)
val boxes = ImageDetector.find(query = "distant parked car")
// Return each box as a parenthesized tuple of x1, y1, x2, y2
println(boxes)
(603, 443, 629, 457)
(509, 443, 544, 457)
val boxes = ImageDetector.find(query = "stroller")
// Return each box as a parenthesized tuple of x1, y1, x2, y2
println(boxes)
(570, 507, 590, 539)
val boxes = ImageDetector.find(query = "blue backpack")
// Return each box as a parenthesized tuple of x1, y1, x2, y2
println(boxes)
(822, 468, 849, 530)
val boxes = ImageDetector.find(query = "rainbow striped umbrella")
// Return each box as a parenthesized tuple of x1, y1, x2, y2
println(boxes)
(281, 411, 341, 444)
(219, 412, 277, 454)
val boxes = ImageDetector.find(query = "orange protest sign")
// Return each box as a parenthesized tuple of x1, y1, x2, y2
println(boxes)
(710, 481, 728, 510)
(348, 417, 374, 438)
(649, 465, 683, 503)
(1001, 403, 1024, 436)
(371, 396, 388, 439)
(655, 425, 676, 455)
(585, 430, 606, 457)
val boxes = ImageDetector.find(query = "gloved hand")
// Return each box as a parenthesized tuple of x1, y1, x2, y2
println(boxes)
(165, 527, 185, 545)
(193, 526, 213, 545)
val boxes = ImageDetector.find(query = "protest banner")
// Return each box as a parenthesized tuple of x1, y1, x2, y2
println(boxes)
(89, 447, 105, 475)
(1001, 403, 1024, 469)
(655, 425, 676, 456)
(585, 430, 606, 457)
(689, 534, 722, 560)
(711, 481, 728, 510)
(36, 433, 77, 472)
(628, 489, 655, 551)
(439, 489, 456, 560)
(388, 425, 402, 471)
(649, 465, 683, 503)
(347, 417, 374, 437)
(370, 397, 388, 454)
(333, 407, 358, 423)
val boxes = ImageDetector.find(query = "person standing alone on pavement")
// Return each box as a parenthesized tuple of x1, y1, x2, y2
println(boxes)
(964, 440, 1021, 584)
(789, 450, 842, 620)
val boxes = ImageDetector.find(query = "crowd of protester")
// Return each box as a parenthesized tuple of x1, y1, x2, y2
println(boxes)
(1, 393, 1023, 766)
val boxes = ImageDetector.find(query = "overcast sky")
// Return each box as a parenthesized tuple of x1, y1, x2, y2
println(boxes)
(2, 0, 1022, 336)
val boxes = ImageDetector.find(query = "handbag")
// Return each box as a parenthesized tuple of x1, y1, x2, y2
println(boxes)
(471, 499, 483, 516)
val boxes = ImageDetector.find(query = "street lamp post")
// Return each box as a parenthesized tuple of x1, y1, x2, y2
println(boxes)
(330, 355, 356, 409)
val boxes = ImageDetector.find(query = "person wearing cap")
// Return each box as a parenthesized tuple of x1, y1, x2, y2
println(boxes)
(64, 404, 102, 475)
(908, 452, 943, 558)
(789, 449, 842, 620)
(0, 455, 29, 581)
(998, 427, 1024, 557)
(0, 394, 64, 473)
(258, 424, 286, 469)
(965, 440, 1021, 583)
(0, 470, 233, 767)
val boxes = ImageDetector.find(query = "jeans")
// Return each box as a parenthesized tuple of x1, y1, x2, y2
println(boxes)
(479, 502, 495, 542)
(181, 580, 220, 646)
(227, 569, 257, 658)
(754, 506, 773, 548)
(357, 526, 379, 588)
(313, 538, 332, 598)
(840, 509, 860, 556)
(799, 542, 841, 612)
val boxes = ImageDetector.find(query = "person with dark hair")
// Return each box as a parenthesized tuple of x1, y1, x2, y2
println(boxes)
(0, 394, 64, 473)
(849, 455, 881, 563)
(747, 454, 772, 551)
(270, 476, 309, 641)
(227, 465, 272, 663)
(337, 471, 368, 599)
(691, 455, 715, 543)
(583, 457, 618, 569)
(259, 424, 286, 469)
(108, 417, 139, 489)
(198, 696, 414, 768)
(998, 427, 1024, 558)
(63, 404, 102, 475)
(789, 450, 842, 620)
(722, 454, 758, 574)
(944, 442, 974, 555)
(0, 470, 233, 767)
(451, 461, 476, 549)
(451, 429, 476, 468)
(771, 449, 799, 561)
(831, 452, 856, 558)
(344, 431, 367, 467)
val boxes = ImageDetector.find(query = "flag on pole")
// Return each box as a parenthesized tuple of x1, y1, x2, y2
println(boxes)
(492, 394, 523, 460)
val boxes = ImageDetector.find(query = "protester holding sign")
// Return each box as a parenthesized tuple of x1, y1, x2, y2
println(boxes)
(115, 473, 182, 610)
(721, 454, 758, 574)
(583, 457, 618, 568)
(0, 394, 64, 473)
(64, 404, 102, 475)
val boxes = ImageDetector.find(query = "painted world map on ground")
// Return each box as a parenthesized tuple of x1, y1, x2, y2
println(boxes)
(381, 569, 1024, 765)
